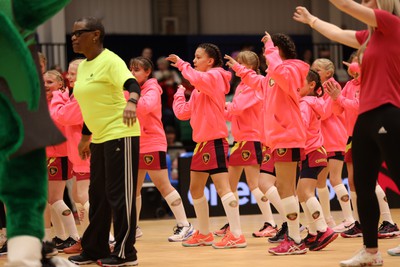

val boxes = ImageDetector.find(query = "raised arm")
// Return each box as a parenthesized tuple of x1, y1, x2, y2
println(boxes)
(329, 0, 377, 27)
(293, 6, 360, 49)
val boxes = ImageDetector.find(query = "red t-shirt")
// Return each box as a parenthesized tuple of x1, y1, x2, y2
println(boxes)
(355, 9, 400, 114)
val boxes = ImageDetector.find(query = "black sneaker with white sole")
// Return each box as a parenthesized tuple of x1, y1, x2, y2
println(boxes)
(268, 222, 287, 243)
(68, 253, 96, 265)
(97, 255, 138, 267)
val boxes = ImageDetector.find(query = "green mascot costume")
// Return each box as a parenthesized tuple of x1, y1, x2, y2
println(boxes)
(0, 0, 77, 266)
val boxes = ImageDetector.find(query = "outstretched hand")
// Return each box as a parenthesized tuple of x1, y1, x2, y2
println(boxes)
(261, 31, 271, 44)
(166, 54, 181, 68)
(224, 54, 238, 69)
(293, 6, 315, 25)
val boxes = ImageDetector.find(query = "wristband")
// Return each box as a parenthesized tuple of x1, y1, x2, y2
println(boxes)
(128, 98, 138, 105)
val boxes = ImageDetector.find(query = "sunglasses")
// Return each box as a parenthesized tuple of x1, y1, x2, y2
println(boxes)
(71, 29, 96, 37)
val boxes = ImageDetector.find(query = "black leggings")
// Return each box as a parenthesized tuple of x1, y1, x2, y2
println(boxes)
(353, 104, 400, 248)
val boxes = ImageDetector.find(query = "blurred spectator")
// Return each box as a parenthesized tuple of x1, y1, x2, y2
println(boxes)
(165, 126, 186, 181)
(141, 47, 153, 61)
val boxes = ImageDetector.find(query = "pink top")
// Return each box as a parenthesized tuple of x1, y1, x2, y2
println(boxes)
(50, 90, 90, 173)
(300, 96, 325, 155)
(321, 78, 347, 152)
(225, 81, 263, 141)
(136, 78, 167, 153)
(46, 99, 68, 158)
(355, 9, 400, 114)
(332, 64, 360, 136)
(232, 39, 309, 151)
(173, 60, 231, 142)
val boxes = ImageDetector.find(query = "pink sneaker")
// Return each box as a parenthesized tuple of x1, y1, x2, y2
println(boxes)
(309, 227, 338, 251)
(212, 231, 247, 249)
(333, 220, 355, 233)
(268, 236, 307, 255)
(213, 223, 230, 237)
(182, 230, 214, 247)
(252, 222, 278, 238)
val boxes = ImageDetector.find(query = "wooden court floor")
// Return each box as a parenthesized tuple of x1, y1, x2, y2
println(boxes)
(1, 210, 399, 267)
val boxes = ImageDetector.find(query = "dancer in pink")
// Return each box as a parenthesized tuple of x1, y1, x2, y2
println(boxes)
(129, 56, 193, 242)
(226, 32, 309, 255)
(167, 43, 246, 249)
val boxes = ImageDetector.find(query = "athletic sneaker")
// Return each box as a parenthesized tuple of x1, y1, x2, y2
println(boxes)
(168, 223, 194, 242)
(68, 253, 96, 265)
(387, 245, 400, 256)
(42, 241, 58, 258)
(341, 221, 363, 238)
(182, 230, 214, 247)
(309, 227, 338, 251)
(213, 223, 230, 237)
(55, 236, 77, 252)
(268, 222, 287, 243)
(0, 241, 7, 256)
(340, 247, 383, 267)
(136, 226, 143, 238)
(63, 239, 82, 254)
(212, 231, 247, 249)
(333, 220, 355, 233)
(303, 232, 317, 248)
(252, 222, 278, 237)
(377, 221, 400, 239)
(97, 255, 138, 266)
(268, 235, 307, 255)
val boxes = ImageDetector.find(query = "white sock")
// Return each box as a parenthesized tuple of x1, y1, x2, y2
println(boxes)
(375, 184, 394, 224)
(233, 191, 239, 200)
(350, 191, 359, 222)
(44, 228, 53, 242)
(136, 195, 142, 224)
(192, 196, 210, 235)
(265, 186, 285, 220)
(317, 186, 332, 222)
(52, 200, 80, 241)
(282, 196, 301, 243)
(252, 188, 275, 226)
(6, 236, 42, 267)
(50, 204, 67, 240)
(333, 184, 355, 223)
(165, 190, 189, 226)
(75, 202, 89, 231)
(301, 202, 317, 235)
(306, 197, 327, 232)
(221, 192, 242, 237)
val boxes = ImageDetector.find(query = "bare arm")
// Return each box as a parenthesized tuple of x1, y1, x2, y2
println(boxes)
(329, 0, 377, 27)
(293, 6, 360, 49)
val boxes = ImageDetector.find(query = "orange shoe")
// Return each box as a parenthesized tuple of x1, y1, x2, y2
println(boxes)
(212, 231, 247, 249)
(63, 239, 82, 254)
(182, 230, 214, 247)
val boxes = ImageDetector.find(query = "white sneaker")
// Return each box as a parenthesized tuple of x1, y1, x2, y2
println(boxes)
(340, 247, 383, 266)
(333, 220, 355, 233)
(168, 223, 194, 242)
(136, 226, 143, 238)
(388, 245, 400, 256)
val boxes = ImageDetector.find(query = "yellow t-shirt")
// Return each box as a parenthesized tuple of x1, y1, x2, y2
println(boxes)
(74, 49, 140, 143)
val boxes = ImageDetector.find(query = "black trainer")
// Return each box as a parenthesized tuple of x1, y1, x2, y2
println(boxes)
(55, 236, 77, 252)
(340, 221, 363, 238)
(97, 255, 138, 267)
(268, 222, 287, 243)
(68, 253, 96, 265)
(42, 241, 58, 258)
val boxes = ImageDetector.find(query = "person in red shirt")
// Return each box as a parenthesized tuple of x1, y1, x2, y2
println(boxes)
(294, 0, 400, 265)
